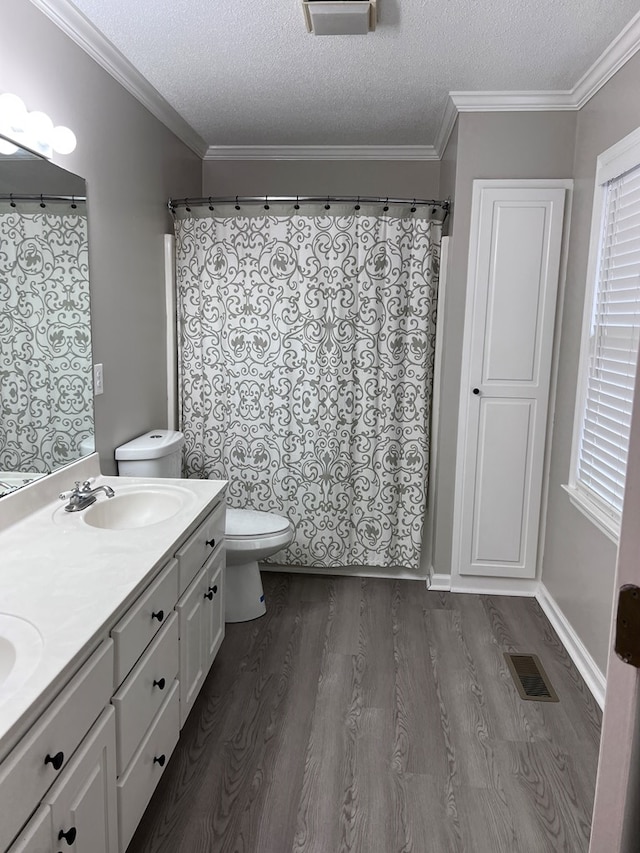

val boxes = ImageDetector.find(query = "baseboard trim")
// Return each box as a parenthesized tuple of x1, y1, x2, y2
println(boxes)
(260, 563, 428, 581)
(536, 583, 606, 709)
(427, 569, 452, 591)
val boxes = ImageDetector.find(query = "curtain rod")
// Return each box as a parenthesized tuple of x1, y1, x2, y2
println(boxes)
(168, 195, 450, 214)
(0, 193, 86, 205)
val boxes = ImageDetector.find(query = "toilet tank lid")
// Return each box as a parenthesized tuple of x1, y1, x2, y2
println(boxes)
(115, 430, 184, 461)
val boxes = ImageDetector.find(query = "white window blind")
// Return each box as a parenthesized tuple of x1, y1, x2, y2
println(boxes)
(577, 164, 640, 518)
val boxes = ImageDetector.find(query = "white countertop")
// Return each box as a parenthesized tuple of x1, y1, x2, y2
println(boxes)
(0, 455, 226, 758)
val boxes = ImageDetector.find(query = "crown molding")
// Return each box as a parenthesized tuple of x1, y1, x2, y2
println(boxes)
(26, 1, 640, 164)
(572, 8, 640, 108)
(449, 90, 576, 112)
(434, 96, 459, 157)
(27, 0, 208, 158)
(204, 145, 439, 161)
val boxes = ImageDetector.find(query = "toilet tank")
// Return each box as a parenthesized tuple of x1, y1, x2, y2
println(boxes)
(115, 430, 184, 478)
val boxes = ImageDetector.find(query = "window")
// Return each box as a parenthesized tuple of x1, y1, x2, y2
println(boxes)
(566, 126, 640, 541)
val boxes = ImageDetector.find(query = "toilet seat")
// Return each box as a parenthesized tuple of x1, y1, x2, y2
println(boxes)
(226, 508, 291, 539)
(225, 508, 294, 561)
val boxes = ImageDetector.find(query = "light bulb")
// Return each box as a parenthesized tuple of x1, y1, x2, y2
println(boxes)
(52, 125, 76, 155)
(25, 110, 54, 150)
(0, 93, 27, 125)
(0, 138, 18, 156)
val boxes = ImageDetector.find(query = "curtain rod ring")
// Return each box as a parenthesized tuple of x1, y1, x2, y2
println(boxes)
(71, 195, 77, 209)
(354, 196, 360, 211)
(9, 193, 16, 208)
(208, 196, 214, 211)
(325, 195, 330, 210)
(39, 194, 46, 209)
(410, 198, 417, 213)
(264, 195, 270, 210)
(235, 195, 240, 211)
(294, 195, 299, 210)
(185, 198, 191, 212)
(383, 197, 389, 212)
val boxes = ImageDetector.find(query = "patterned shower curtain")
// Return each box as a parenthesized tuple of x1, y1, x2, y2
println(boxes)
(175, 203, 441, 571)
(0, 201, 92, 473)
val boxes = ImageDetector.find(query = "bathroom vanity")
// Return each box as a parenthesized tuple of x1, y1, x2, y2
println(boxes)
(0, 455, 227, 852)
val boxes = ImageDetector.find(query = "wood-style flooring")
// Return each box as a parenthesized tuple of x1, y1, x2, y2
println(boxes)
(128, 573, 602, 853)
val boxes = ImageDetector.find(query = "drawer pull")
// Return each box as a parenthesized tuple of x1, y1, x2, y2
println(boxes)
(153, 754, 166, 767)
(206, 537, 216, 548)
(58, 827, 77, 845)
(209, 584, 218, 595)
(153, 677, 166, 690)
(44, 751, 64, 771)
(204, 590, 213, 601)
(151, 609, 164, 623)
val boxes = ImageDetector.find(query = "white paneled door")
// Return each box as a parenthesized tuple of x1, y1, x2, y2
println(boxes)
(453, 181, 570, 579)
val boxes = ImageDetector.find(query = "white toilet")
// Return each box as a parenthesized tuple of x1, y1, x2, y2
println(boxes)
(114, 430, 294, 623)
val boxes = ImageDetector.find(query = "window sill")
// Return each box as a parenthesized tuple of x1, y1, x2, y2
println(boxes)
(561, 484, 620, 544)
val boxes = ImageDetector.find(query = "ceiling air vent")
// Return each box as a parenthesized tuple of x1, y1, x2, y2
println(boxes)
(302, 0, 377, 35)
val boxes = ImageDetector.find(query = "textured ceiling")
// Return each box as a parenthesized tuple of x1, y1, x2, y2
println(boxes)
(65, 0, 640, 147)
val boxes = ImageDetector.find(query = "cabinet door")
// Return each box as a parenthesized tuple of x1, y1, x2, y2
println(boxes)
(453, 181, 569, 580)
(45, 708, 118, 853)
(6, 806, 53, 853)
(204, 554, 225, 668)
(176, 562, 208, 727)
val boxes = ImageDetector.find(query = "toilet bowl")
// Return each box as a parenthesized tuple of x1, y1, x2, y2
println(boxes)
(225, 508, 294, 623)
(113, 430, 294, 625)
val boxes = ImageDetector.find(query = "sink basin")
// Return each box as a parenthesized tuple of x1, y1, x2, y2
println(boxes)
(82, 487, 189, 530)
(0, 614, 43, 701)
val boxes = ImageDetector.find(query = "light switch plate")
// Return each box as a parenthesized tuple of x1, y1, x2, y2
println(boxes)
(94, 363, 104, 395)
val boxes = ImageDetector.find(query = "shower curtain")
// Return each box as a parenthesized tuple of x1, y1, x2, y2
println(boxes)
(0, 201, 92, 473)
(175, 202, 441, 571)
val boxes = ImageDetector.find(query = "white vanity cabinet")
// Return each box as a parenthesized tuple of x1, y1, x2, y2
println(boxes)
(0, 640, 114, 852)
(0, 487, 226, 853)
(44, 707, 118, 853)
(176, 548, 225, 726)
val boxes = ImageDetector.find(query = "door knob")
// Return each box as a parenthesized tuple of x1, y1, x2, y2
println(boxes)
(472, 388, 480, 395)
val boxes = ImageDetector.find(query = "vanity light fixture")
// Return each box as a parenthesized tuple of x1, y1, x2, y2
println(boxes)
(302, 0, 376, 35)
(0, 93, 76, 158)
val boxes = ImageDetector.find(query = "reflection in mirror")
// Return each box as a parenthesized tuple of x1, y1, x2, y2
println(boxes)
(0, 142, 94, 497)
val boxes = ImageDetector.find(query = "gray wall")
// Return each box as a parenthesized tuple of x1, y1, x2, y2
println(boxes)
(203, 159, 441, 199)
(1, 0, 202, 474)
(540, 52, 640, 674)
(432, 111, 577, 584)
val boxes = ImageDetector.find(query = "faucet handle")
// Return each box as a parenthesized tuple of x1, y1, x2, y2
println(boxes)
(59, 481, 82, 500)
(80, 479, 94, 492)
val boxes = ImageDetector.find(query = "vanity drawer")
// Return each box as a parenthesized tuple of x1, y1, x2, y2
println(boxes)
(6, 805, 52, 853)
(112, 559, 179, 686)
(112, 612, 179, 775)
(117, 680, 180, 853)
(0, 639, 113, 853)
(176, 500, 225, 595)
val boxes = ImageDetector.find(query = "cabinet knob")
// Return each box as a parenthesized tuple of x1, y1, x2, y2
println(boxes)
(58, 827, 77, 845)
(153, 754, 166, 767)
(45, 751, 64, 771)
(206, 538, 216, 548)
(204, 590, 214, 601)
(472, 388, 480, 395)
(153, 677, 166, 690)
(151, 609, 164, 622)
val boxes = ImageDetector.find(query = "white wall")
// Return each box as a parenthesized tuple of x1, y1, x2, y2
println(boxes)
(1, 0, 202, 474)
(432, 111, 577, 584)
(203, 158, 441, 199)
(541, 51, 640, 675)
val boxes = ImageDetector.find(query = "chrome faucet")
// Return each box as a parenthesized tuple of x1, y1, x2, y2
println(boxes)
(60, 479, 115, 512)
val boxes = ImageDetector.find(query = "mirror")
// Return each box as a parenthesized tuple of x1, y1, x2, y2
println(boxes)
(0, 140, 93, 497)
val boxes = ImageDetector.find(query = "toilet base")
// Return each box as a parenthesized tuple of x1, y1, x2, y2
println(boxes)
(225, 560, 267, 622)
